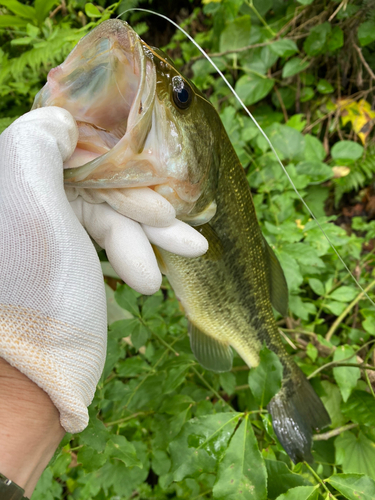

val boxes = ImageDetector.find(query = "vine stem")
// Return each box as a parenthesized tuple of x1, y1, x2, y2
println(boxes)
(246, 0, 275, 36)
(307, 340, 375, 380)
(105, 411, 153, 427)
(313, 423, 358, 441)
(326, 278, 375, 341)
(304, 462, 339, 500)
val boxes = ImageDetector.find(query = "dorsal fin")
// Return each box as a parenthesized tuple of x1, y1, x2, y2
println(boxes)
(263, 236, 289, 317)
(189, 322, 233, 372)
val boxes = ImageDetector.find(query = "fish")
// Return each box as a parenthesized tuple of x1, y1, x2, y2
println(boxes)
(33, 19, 330, 463)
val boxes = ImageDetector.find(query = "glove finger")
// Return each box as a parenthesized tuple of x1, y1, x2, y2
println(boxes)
(8, 107, 78, 162)
(71, 198, 162, 295)
(76, 187, 176, 227)
(142, 219, 208, 258)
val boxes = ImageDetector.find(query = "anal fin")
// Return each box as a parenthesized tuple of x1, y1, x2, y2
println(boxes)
(189, 322, 233, 373)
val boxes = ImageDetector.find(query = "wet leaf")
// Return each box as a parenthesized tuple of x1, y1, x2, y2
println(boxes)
(213, 415, 267, 500)
(326, 473, 375, 500)
(169, 412, 241, 481)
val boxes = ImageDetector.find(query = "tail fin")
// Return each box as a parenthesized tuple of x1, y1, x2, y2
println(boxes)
(268, 368, 331, 463)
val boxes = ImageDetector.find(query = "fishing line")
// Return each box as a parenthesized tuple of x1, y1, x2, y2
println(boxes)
(118, 8, 375, 307)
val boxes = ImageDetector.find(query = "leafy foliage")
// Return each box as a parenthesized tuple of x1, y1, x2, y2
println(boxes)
(2, 0, 375, 499)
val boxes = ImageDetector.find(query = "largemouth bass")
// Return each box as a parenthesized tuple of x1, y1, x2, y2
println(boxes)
(33, 19, 330, 462)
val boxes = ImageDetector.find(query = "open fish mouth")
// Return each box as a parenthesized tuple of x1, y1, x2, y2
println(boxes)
(33, 20, 168, 188)
(33, 19, 221, 222)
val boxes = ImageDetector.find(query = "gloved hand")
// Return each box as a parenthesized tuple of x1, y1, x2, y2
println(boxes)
(0, 107, 207, 434)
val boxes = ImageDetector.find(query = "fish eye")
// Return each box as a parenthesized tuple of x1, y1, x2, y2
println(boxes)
(172, 75, 192, 110)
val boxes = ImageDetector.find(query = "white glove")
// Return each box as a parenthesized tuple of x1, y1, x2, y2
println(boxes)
(0, 107, 207, 433)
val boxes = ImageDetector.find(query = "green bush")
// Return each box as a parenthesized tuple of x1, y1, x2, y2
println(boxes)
(2, 0, 375, 498)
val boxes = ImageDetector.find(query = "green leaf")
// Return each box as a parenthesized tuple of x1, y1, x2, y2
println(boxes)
(282, 57, 310, 78)
(213, 415, 267, 500)
(169, 412, 241, 481)
(79, 415, 110, 452)
(219, 371, 236, 396)
(303, 22, 331, 56)
(342, 391, 375, 427)
(317, 79, 334, 94)
(309, 278, 325, 296)
(32, 468, 63, 499)
(327, 26, 344, 52)
(326, 473, 375, 500)
(106, 283, 133, 324)
(296, 0, 314, 4)
(235, 74, 275, 106)
(270, 39, 298, 58)
(220, 15, 251, 52)
(333, 345, 360, 403)
(358, 21, 375, 47)
(305, 134, 326, 161)
(248, 344, 283, 407)
(0, 14, 27, 26)
(107, 435, 142, 468)
(335, 431, 375, 480)
(265, 460, 312, 499)
(361, 310, 375, 335)
(152, 449, 171, 475)
(286, 114, 306, 132)
(77, 445, 108, 472)
(275, 485, 319, 500)
(141, 294, 163, 320)
(163, 362, 191, 393)
(306, 343, 318, 362)
(34, 0, 58, 22)
(300, 86, 314, 102)
(321, 380, 346, 427)
(0, 0, 36, 20)
(85, 3, 102, 17)
(159, 394, 195, 415)
(131, 321, 150, 350)
(325, 300, 346, 316)
(331, 141, 364, 161)
(117, 356, 151, 378)
(329, 286, 357, 302)
(115, 285, 139, 316)
(266, 123, 305, 161)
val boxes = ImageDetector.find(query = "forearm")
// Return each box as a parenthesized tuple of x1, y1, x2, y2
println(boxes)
(0, 357, 65, 498)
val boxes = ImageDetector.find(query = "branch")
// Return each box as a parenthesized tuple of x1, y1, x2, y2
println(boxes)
(313, 423, 358, 441)
(326, 278, 375, 341)
(354, 44, 375, 81)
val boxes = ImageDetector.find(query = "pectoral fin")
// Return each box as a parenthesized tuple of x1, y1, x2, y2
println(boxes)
(197, 224, 223, 261)
(263, 236, 289, 317)
(189, 322, 233, 372)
